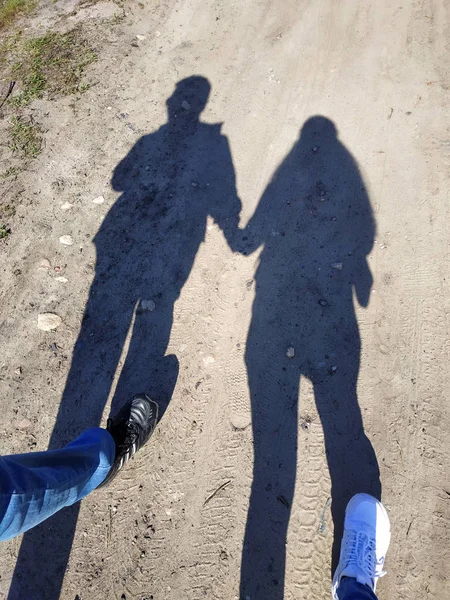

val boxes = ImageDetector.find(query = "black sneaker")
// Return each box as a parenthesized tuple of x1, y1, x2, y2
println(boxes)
(100, 393, 159, 487)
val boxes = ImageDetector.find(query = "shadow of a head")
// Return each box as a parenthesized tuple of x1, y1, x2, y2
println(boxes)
(166, 75, 211, 122)
(299, 115, 338, 143)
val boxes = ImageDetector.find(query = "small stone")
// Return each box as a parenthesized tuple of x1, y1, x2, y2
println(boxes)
(286, 347, 295, 358)
(17, 418, 32, 430)
(312, 146, 319, 153)
(107, 106, 112, 110)
(60, 202, 73, 211)
(59, 235, 74, 246)
(246, 279, 254, 290)
(14, 366, 22, 376)
(332, 262, 343, 270)
(330, 365, 338, 373)
(203, 355, 216, 366)
(140, 550, 146, 558)
(36, 258, 51, 272)
(230, 414, 251, 430)
(141, 299, 156, 311)
(191, 181, 199, 187)
(181, 100, 191, 110)
(92, 196, 105, 205)
(136, 34, 146, 41)
(37, 313, 62, 331)
(318, 299, 328, 307)
(55, 276, 68, 283)
(131, 40, 139, 47)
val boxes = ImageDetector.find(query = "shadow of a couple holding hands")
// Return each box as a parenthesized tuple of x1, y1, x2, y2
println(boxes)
(10, 75, 380, 600)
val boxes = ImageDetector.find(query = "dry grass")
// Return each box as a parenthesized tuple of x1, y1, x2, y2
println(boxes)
(0, 0, 36, 29)
(11, 29, 97, 106)
(8, 115, 42, 158)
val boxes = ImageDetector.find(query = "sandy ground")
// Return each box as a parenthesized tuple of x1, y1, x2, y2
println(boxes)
(1, 0, 450, 599)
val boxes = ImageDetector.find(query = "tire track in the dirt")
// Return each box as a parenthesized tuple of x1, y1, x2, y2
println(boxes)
(186, 231, 247, 599)
(287, 415, 331, 600)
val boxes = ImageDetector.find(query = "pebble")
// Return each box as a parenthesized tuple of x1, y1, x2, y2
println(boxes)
(17, 418, 32, 430)
(55, 276, 68, 283)
(37, 313, 62, 331)
(36, 258, 51, 272)
(203, 355, 216, 366)
(332, 262, 343, 270)
(181, 100, 191, 110)
(330, 365, 338, 373)
(141, 299, 156, 311)
(60, 202, 73, 211)
(312, 146, 319, 152)
(230, 414, 251, 430)
(136, 34, 146, 41)
(14, 366, 22, 376)
(92, 196, 105, 205)
(59, 235, 74, 246)
(286, 347, 295, 358)
(318, 299, 328, 307)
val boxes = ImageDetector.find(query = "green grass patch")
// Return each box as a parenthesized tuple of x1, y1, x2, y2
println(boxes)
(9, 115, 42, 158)
(0, 224, 11, 239)
(12, 29, 97, 106)
(0, 0, 37, 30)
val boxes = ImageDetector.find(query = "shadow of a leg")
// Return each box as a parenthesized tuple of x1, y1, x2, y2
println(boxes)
(314, 375, 381, 574)
(8, 504, 80, 600)
(240, 343, 299, 600)
(8, 297, 131, 600)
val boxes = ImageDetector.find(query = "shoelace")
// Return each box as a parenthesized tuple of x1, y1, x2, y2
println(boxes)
(108, 419, 140, 456)
(344, 530, 386, 583)
(119, 421, 140, 455)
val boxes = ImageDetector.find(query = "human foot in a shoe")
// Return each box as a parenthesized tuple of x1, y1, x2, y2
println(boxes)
(100, 393, 159, 487)
(332, 494, 390, 599)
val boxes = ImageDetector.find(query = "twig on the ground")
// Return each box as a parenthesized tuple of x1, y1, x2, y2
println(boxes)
(203, 480, 231, 506)
(0, 81, 15, 111)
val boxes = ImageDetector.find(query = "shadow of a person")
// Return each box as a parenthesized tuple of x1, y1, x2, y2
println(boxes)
(236, 116, 381, 599)
(9, 76, 242, 600)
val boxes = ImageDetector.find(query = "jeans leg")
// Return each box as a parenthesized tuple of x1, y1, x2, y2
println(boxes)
(0, 428, 115, 541)
(337, 577, 379, 600)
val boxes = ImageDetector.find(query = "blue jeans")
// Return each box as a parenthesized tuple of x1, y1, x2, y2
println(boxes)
(0, 428, 114, 541)
(337, 577, 379, 600)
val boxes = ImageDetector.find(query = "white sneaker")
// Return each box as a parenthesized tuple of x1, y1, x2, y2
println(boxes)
(331, 494, 391, 600)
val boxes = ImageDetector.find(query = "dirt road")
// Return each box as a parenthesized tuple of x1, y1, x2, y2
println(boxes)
(0, 1, 449, 599)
